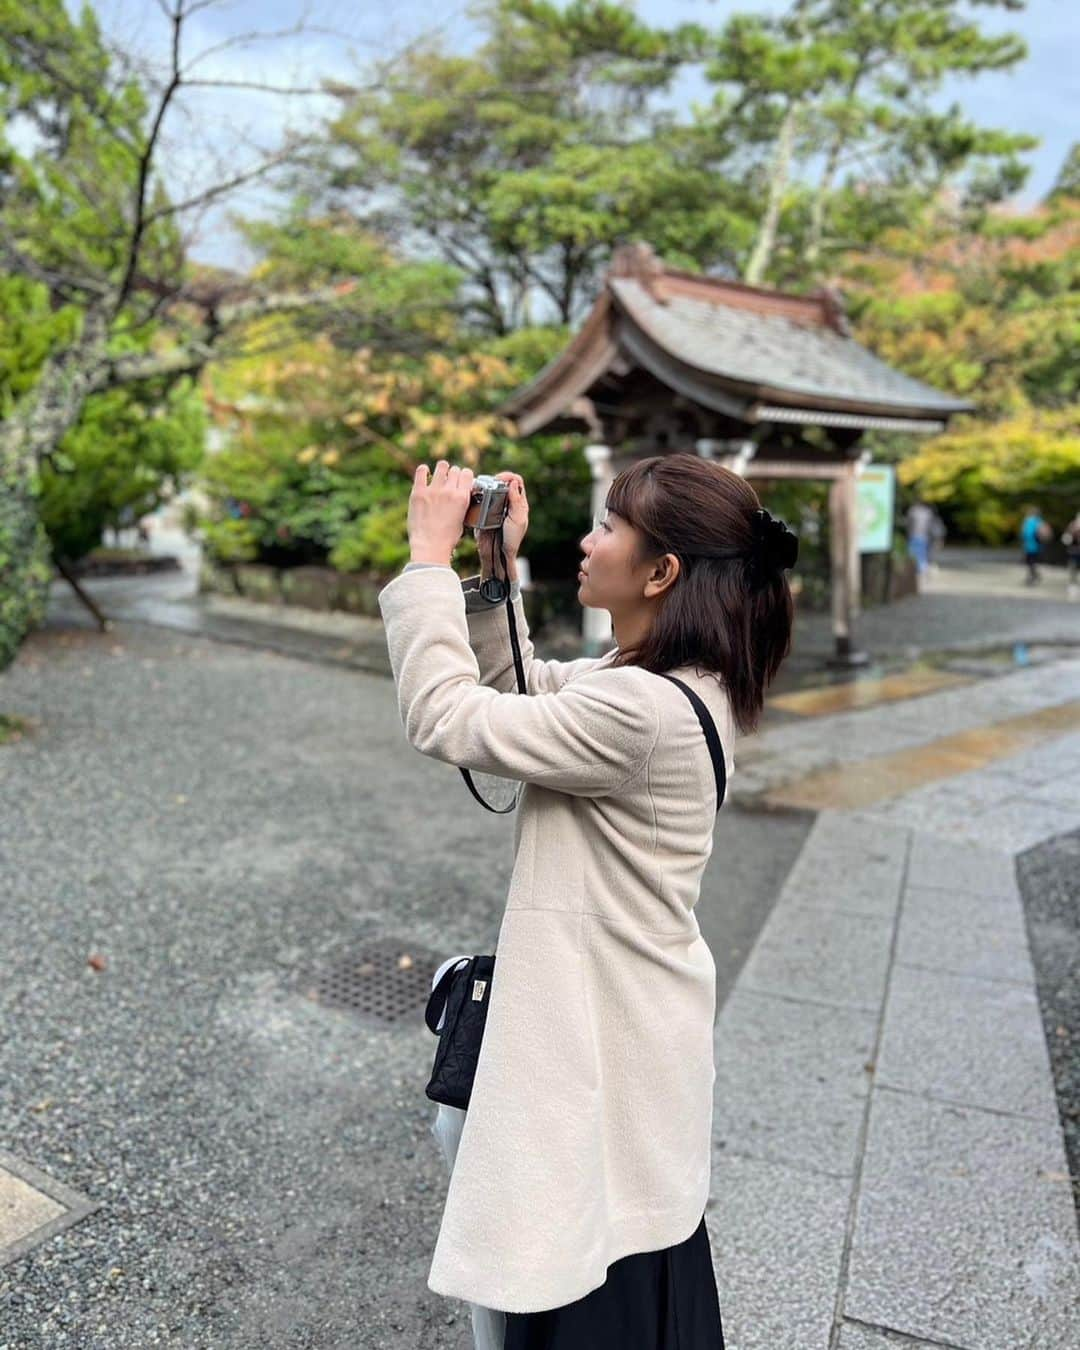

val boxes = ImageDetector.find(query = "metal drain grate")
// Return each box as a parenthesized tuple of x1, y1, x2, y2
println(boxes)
(301, 937, 445, 1024)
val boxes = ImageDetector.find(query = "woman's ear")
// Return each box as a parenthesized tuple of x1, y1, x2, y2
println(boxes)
(645, 553, 680, 599)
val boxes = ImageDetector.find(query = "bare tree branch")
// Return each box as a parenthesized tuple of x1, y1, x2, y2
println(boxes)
(177, 78, 338, 96)
(140, 145, 307, 227)
(98, 281, 464, 392)
(179, 0, 233, 18)
(113, 2, 185, 313)
(179, 21, 375, 76)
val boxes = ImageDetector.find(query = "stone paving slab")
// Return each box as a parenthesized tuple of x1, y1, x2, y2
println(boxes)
(905, 835, 1019, 898)
(707, 1153, 850, 1350)
(768, 668, 974, 717)
(953, 799, 1080, 854)
(895, 883, 1034, 984)
(794, 812, 911, 861)
(876, 965, 1060, 1120)
(875, 788, 1080, 854)
(737, 904, 896, 1012)
(766, 699, 1080, 813)
(845, 1090, 1080, 1350)
(714, 989, 877, 1177)
(781, 816, 909, 918)
(0, 1152, 97, 1270)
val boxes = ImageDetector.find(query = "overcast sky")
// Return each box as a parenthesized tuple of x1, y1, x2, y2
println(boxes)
(84, 0, 1079, 270)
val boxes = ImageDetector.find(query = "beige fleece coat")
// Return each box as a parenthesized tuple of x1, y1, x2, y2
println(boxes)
(378, 565, 735, 1314)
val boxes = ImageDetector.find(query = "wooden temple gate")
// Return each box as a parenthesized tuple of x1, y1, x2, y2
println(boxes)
(500, 243, 972, 665)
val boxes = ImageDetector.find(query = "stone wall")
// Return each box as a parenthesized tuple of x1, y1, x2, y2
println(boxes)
(199, 561, 580, 633)
(200, 558, 918, 628)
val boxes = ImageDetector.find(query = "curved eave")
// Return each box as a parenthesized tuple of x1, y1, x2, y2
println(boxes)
(498, 292, 619, 436)
(611, 287, 975, 424)
(500, 277, 975, 439)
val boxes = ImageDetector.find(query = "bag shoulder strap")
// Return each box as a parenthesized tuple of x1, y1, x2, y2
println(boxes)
(657, 673, 727, 812)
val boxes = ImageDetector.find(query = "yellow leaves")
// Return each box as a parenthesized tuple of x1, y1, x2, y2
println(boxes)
(406, 407, 440, 436)
(296, 445, 343, 467)
(225, 338, 517, 482)
(427, 353, 455, 381)
(899, 405, 1080, 541)
(422, 350, 514, 400)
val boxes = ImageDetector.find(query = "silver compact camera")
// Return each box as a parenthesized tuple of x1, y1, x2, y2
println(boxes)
(464, 474, 510, 531)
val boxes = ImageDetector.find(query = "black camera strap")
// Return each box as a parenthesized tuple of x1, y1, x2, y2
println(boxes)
(459, 528, 527, 813)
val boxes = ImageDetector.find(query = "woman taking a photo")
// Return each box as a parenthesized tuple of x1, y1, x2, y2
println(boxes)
(379, 451, 797, 1349)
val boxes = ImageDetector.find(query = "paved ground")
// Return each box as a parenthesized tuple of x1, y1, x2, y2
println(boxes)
(2, 533, 1078, 1348)
(709, 700, 1080, 1350)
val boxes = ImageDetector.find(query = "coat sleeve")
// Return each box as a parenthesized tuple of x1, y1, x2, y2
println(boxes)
(461, 578, 613, 695)
(378, 567, 659, 796)
(401, 561, 613, 694)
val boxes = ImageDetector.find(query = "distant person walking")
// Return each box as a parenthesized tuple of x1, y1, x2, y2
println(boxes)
(906, 499, 933, 585)
(928, 509, 947, 573)
(1063, 511, 1080, 601)
(1020, 505, 1049, 585)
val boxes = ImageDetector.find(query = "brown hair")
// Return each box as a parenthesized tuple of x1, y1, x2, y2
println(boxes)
(605, 452, 795, 734)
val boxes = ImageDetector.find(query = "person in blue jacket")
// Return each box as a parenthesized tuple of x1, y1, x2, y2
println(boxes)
(1020, 505, 1048, 585)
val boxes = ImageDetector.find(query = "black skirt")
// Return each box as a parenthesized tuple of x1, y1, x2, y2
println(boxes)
(502, 1214, 725, 1350)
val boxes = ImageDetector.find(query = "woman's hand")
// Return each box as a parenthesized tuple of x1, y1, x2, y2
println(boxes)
(408, 460, 474, 565)
(476, 472, 529, 575)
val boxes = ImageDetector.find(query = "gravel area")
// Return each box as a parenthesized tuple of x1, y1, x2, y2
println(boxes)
(1, 622, 487, 1350)
(1017, 828, 1080, 1224)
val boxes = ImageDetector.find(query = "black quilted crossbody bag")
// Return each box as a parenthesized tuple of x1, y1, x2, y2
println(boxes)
(424, 955, 496, 1110)
(423, 673, 726, 1110)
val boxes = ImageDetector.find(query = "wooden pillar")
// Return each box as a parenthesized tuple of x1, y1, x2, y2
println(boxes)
(827, 461, 869, 667)
(582, 443, 614, 655)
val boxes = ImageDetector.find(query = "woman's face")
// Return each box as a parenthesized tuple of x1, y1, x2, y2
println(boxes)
(578, 508, 655, 612)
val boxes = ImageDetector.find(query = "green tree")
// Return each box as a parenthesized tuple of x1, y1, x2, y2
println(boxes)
(844, 188, 1080, 417)
(0, 0, 444, 669)
(897, 407, 1080, 542)
(320, 0, 717, 331)
(1, 269, 206, 561)
(701, 0, 1034, 285)
(842, 157, 1080, 540)
(39, 379, 205, 563)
